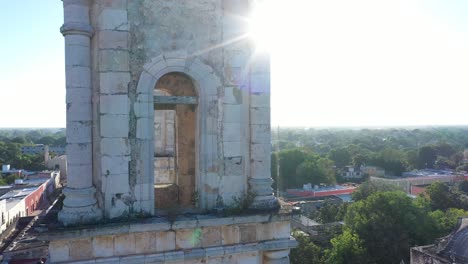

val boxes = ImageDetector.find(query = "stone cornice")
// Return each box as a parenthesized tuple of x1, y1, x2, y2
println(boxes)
(60, 22, 94, 37)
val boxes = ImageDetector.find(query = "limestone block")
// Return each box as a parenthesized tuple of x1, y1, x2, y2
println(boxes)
(69, 238, 92, 260)
(256, 222, 274, 241)
(100, 94, 129, 114)
(98, 30, 129, 49)
(250, 143, 271, 161)
(250, 72, 270, 94)
(101, 156, 129, 175)
(67, 101, 92, 122)
(221, 225, 240, 245)
(226, 67, 249, 88)
(223, 141, 242, 158)
(223, 122, 243, 142)
(101, 138, 130, 156)
(274, 221, 291, 239)
(64, 4, 89, 24)
(237, 252, 260, 264)
(202, 226, 222, 248)
(136, 71, 157, 94)
(156, 231, 176, 252)
(225, 49, 249, 68)
(135, 231, 154, 254)
(250, 93, 270, 107)
(67, 121, 92, 143)
(99, 50, 129, 72)
(64, 34, 89, 47)
(224, 157, 243, 176)
(198, 74, 220, 96)
(137, 117, 152, 139)
(176, 228, 202, 249)
(65, 44, 90, 67)
(223, 104, 242, 123)
(49, 240, 69, 263)
(99, 72, 131, 94)
(66, 87, 91, 103)
(98, 9, 128, 31)
(66, 143, 92, 165)
(223, 86, 243, 105)
(67, 164, 92, 188)
(239, 224, 257, 243)
(220, 176, 245, 205)
(134, 101, 151, 118)
(250, 107, 270, 125)
(250, 54, 270, 74)
(92, 235, 114, 258)
(250, 124, 271, 144)
(100, 114, 129, 138)
(250, 159, 271, 178)
(104, 174, 130, 194)
(66, 66, 91, 88)
(98, 0, 127, 9)
(114, 233, 136, 255)
(133, 183, 152, 202)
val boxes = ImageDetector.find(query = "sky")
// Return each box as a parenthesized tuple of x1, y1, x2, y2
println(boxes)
(1, 0, 468, 128)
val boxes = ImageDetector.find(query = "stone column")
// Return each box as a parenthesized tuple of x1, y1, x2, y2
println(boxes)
(58, 0, 102, 225)
(264, 250, 290, 264)
(249, 53, 279, 210)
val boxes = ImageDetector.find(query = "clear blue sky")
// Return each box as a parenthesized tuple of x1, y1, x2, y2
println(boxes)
(1, 0, 468, 128)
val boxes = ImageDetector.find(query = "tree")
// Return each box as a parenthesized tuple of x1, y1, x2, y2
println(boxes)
(418, 146, 437, 169)
(426, 182, 462, 211)
(290, 232, 325, 264)
(296, 158, 336, 186)
(429, 208, 468, 237)
(324, 230, 370, 264)
(351, 180, 399, 201)
(345, 191, 435, 264)
(459, 180, 468, 193)
(328, 148, 351, 168)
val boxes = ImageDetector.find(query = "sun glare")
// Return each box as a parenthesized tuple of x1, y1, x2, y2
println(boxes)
(249, 1, 278, 53)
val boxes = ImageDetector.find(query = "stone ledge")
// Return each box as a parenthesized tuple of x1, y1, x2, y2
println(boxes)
(37, 212, 292, 241)
(52, 238, 297, 264)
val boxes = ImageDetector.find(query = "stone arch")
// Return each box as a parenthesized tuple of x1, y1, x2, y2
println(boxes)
(135, 51, 222, 211)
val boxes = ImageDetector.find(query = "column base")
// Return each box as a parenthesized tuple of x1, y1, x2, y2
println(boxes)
(58, 187, 102, 226)
(249, 178, 280, 210)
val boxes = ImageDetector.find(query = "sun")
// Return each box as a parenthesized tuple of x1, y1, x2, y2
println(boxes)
(248, 0, 278, 53)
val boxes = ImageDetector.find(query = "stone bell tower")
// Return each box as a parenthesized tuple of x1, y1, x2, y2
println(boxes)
(47, 0, 295, 263)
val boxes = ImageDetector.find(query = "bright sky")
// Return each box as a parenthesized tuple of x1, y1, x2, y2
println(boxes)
(1, 1, 467, 128)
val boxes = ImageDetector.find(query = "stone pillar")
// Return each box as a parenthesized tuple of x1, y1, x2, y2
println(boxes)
(58, 0, 102, 225)
(249, 53, 279, 210)
(263, 250, 290, 264)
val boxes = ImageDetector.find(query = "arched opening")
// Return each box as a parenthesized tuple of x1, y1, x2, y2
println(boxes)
(153, 72, 198, 210)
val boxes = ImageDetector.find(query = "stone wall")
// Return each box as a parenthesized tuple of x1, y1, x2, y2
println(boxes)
(83, 0, 273, 219)
(47, 215, 294, 263)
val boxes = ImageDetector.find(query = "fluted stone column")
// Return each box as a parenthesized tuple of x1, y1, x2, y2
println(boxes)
(58, 0, 102, 225)
(264, 250, 290, 264)
(249, 53, 279, 210)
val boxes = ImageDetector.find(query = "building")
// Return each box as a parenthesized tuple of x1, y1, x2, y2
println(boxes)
(287, 184, 357, 198)
(36, 1, 296, 263)
(20, 144, 65, 156)
(370, 172, 467, 194)
(342, 165, 361, 179)
(411, 218, 468, 263)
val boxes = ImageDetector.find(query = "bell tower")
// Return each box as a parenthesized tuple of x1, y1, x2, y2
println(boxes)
(48, 0, 295, 263)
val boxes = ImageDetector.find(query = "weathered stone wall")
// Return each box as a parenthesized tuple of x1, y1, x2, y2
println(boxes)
(87, 0, 264, 218)
(48, 215, 293, 263)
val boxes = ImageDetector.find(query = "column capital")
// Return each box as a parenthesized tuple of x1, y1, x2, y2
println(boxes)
(60, 22, 94, 37)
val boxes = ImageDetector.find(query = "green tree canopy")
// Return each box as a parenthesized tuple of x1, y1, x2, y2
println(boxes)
(345, 191, 435, 264)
